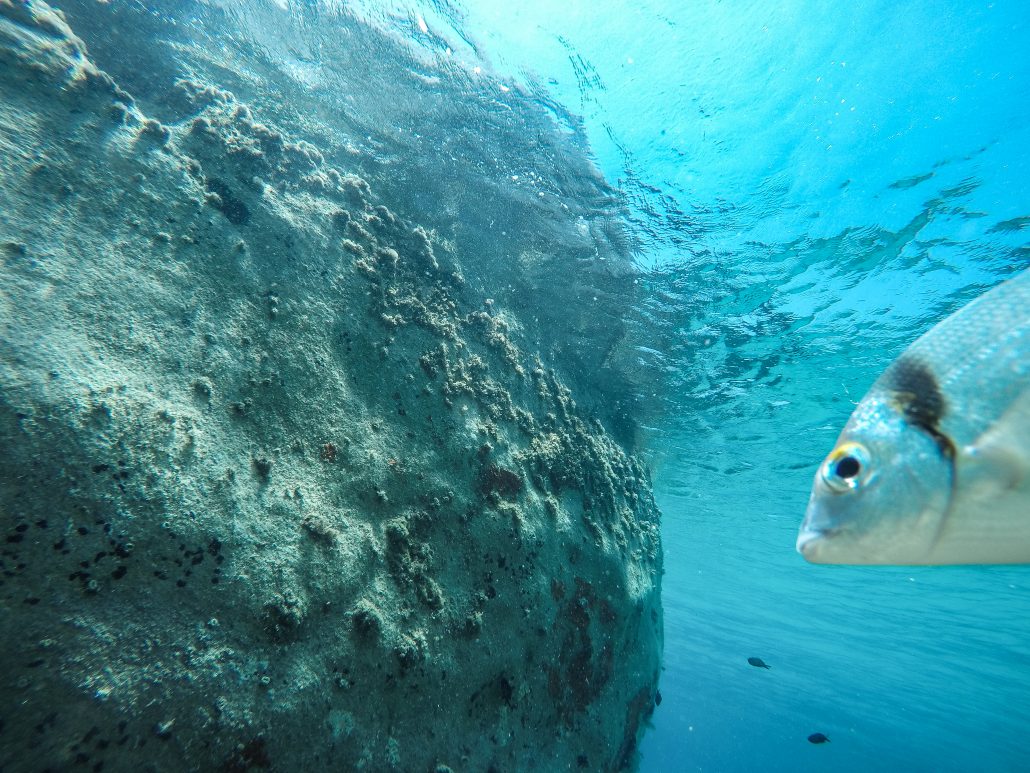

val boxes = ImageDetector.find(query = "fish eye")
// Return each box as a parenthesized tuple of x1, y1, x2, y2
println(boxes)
(820, 442, 870, 492)
(835, 455, 861, 479)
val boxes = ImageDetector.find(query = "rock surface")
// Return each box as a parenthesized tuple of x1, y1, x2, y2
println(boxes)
(0, 2, 662, 771)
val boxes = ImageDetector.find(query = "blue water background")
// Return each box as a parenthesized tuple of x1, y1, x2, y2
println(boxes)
(361, 2, 1030, 770)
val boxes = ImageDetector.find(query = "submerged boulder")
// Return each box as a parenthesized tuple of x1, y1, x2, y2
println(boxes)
(0, 2, 662, 771)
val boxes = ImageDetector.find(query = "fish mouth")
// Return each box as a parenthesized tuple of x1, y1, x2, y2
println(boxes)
(796, 527, 832, 562)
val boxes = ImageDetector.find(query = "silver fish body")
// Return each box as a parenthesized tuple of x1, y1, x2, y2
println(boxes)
(797, 268, 1030, 565)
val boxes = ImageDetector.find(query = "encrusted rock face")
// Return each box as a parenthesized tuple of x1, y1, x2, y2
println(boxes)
(0, 2, 662, 771)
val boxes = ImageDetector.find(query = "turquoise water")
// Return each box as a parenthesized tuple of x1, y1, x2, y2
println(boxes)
(378, 1, 1030, 770)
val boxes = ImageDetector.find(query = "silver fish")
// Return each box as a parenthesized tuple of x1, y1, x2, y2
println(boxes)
(797, 268, 1030, 565)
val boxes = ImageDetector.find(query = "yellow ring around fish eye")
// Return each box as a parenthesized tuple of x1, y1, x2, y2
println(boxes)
(820, 442, 870, 493)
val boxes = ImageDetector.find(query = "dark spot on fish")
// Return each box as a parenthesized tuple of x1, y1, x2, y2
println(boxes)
(807, 732, 830, 744)
(747, 657, 771, 669)
(885, 356, 945, 426)
(654, 690, 662, 706)
(884, 355, 955, 457)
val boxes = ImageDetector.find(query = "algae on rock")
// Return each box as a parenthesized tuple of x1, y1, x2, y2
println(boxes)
(0, 2, 663, 771)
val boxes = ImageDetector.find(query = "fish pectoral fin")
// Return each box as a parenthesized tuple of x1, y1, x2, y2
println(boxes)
(961, 391, 1030, 494)
(962, 444, 1026, 493)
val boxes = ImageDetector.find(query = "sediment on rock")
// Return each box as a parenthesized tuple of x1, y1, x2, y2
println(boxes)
(0, 2, 663, 771)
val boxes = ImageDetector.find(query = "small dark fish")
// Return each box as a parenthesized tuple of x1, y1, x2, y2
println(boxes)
(807, 733, 830, 744)
(747, 657, 771, 669)
(654, 690, 662, 707)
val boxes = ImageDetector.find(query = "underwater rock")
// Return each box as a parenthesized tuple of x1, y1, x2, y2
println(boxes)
(0, 2, 662, 771)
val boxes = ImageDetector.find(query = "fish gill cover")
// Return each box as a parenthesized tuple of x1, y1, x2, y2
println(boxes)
(0, 1, 662, 771)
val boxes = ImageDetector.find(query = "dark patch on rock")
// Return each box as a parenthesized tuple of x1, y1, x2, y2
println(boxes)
(547, 578, 619, 726)
(350, 599, 383, 640)
(263, 596, 304, 643)
(616, 686, 656, 770)
(223, 737, 271, 772)
(550, 578, 566, 601)
(384, 519, 444, 610)
(468, 673, 518, 717)
(251, 456, 271, 480)
(476, 465, 524, 500)
(394, 636, 426, 675)
(205, 177, 250, 225)
(300, 514, 338, 545)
